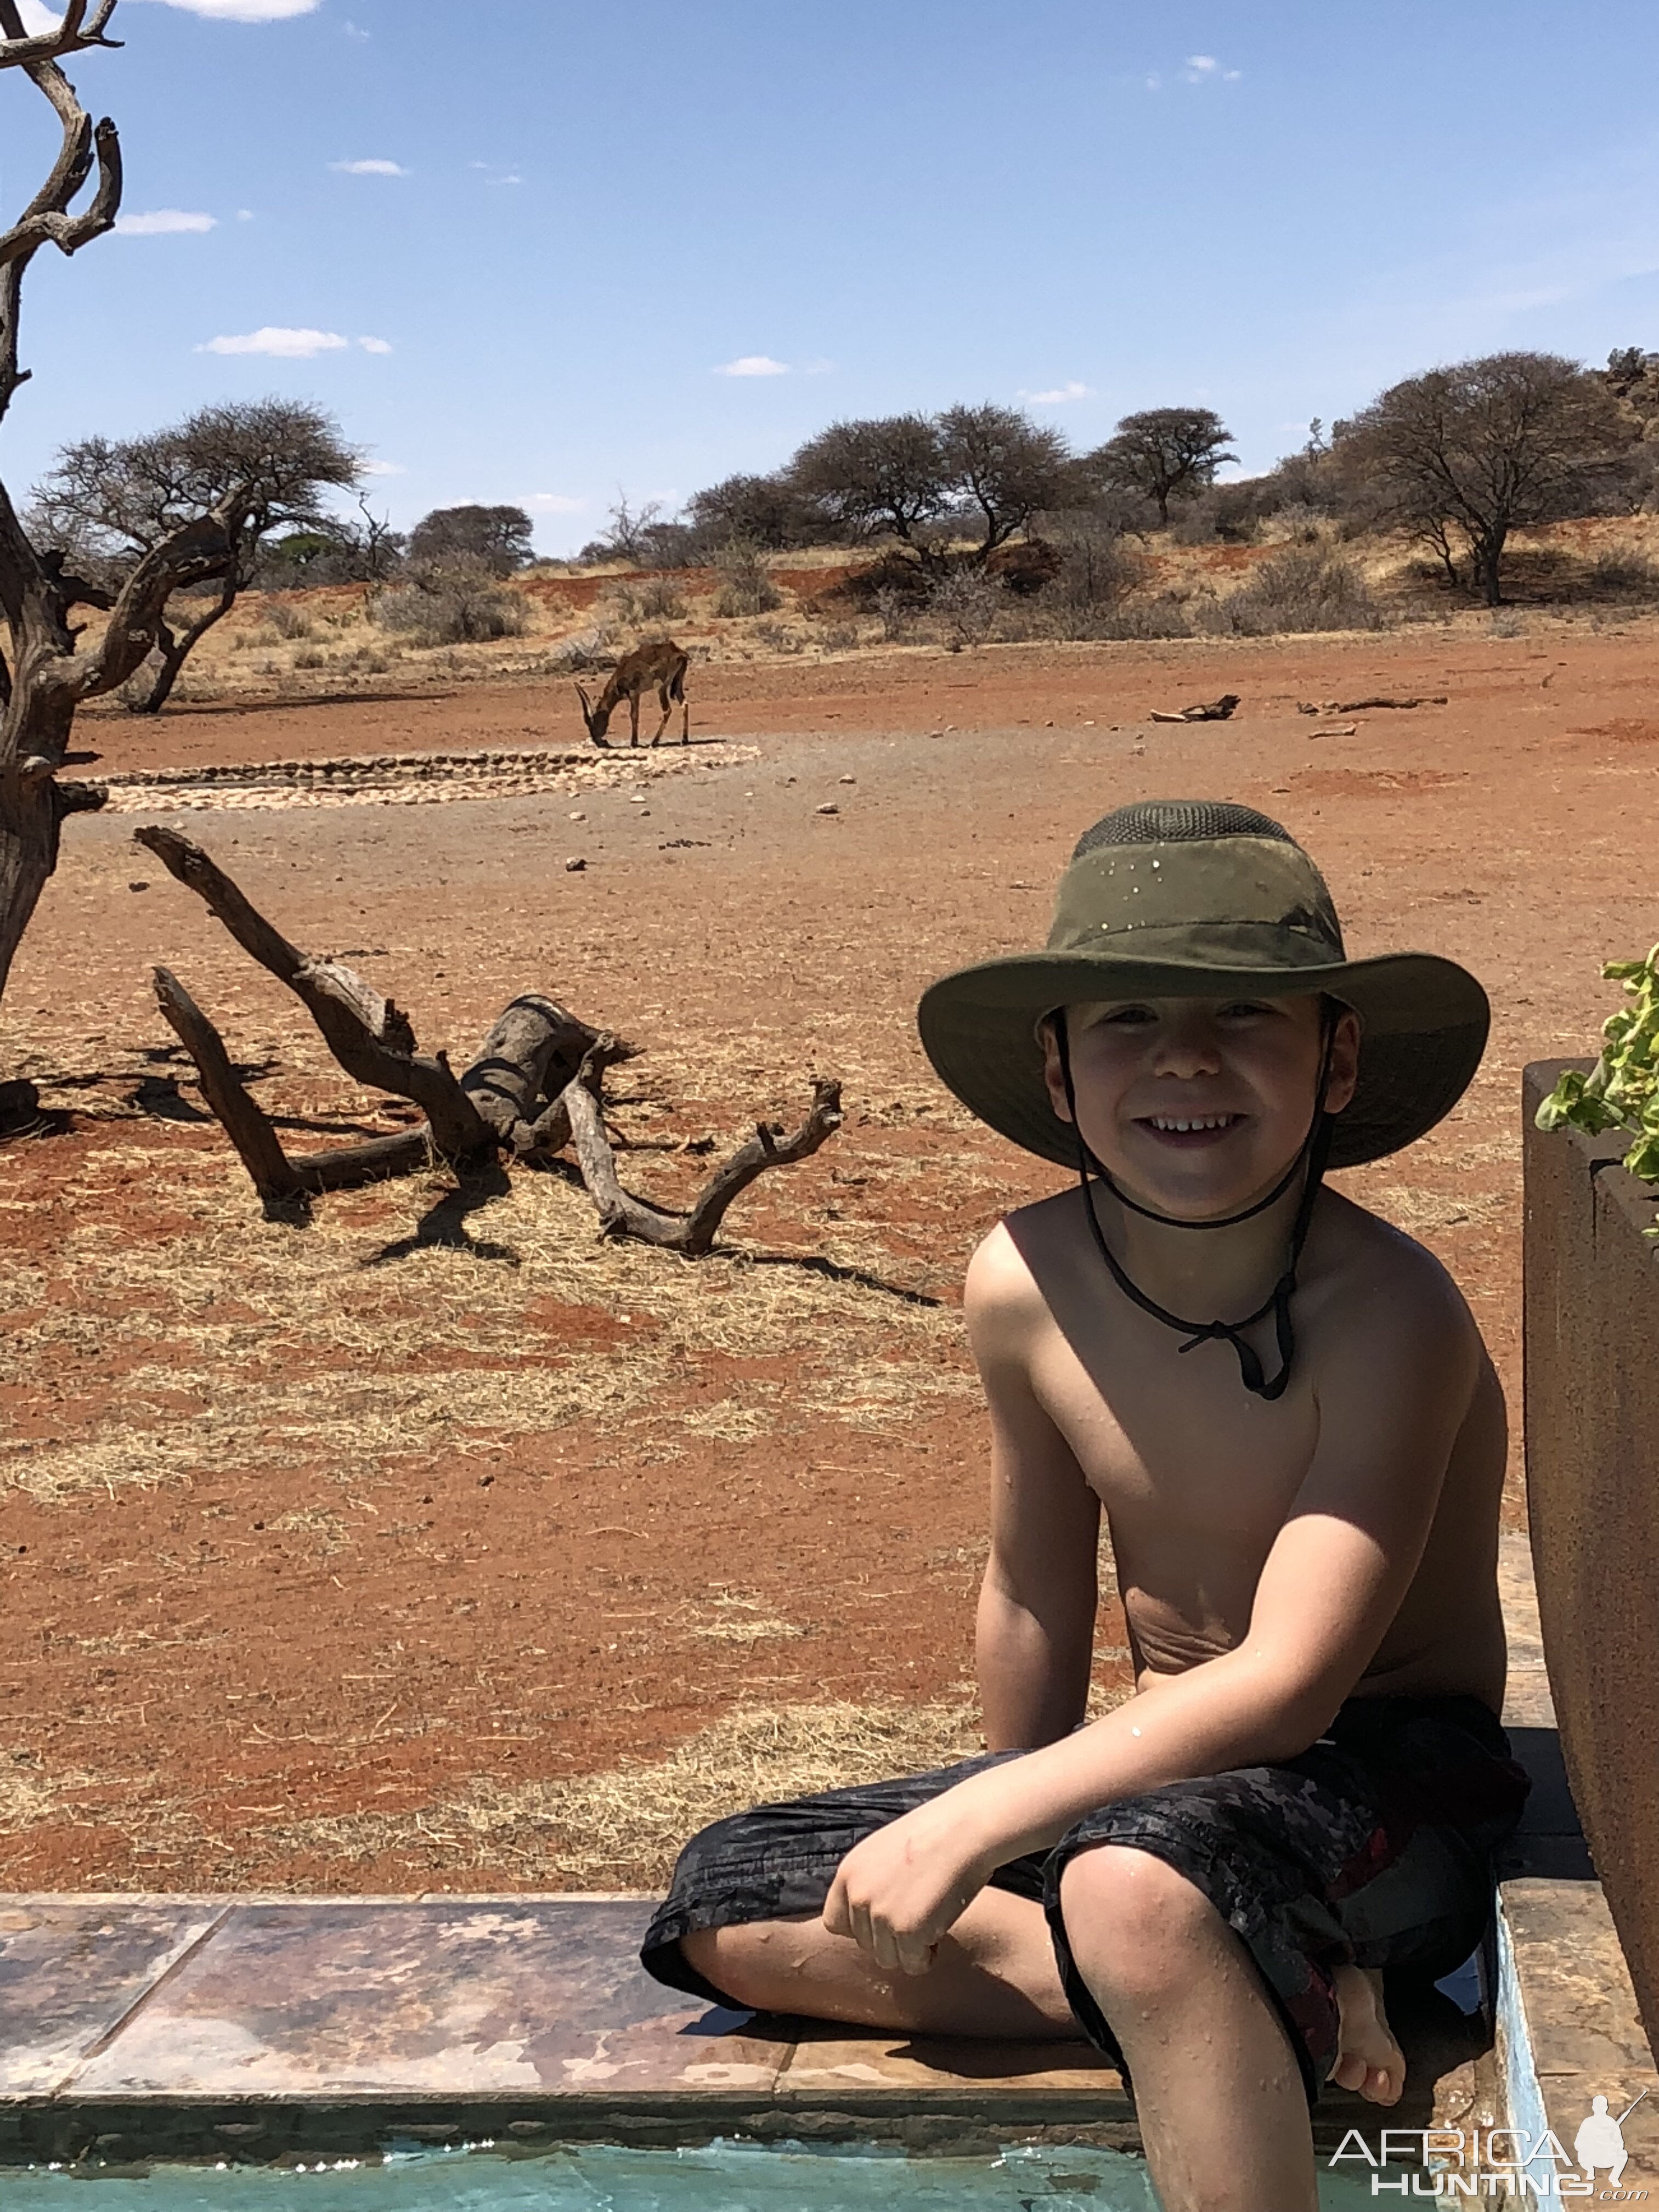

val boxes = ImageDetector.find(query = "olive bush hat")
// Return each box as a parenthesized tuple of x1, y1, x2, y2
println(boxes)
(916, 799, 1489, 1172)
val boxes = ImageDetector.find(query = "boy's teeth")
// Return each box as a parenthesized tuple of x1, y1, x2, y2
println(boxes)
(1150, 1115, 1232, 1132)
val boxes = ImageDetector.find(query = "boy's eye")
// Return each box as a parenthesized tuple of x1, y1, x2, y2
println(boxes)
(1218, 1001, 1276, 1020)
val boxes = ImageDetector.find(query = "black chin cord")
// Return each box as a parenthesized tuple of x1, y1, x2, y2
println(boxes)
(1054, 1012, 1336, 1403)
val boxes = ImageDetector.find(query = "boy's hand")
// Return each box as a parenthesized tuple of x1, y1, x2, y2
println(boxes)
(821, 1794, 1002, 1976)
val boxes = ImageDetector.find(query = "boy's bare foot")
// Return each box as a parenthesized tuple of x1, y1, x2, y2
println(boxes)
(1328, 1965, 1406, 2104)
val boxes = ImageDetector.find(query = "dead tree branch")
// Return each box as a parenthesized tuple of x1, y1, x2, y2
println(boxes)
(562, 1049, 844, 1255)
(138, 831, 843, 1249)
(133, 823, 494, 1162)
(151, 964, 304, 1215)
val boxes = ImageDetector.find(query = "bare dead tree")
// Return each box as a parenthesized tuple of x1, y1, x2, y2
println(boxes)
(0, 3, 262, 1123)
(133, 826, 844, 1244)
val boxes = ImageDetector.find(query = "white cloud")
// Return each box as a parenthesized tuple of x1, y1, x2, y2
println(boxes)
(236, 208, 255, 221)
(363, 460, 405, 477)
(358, 336, 393, 354)
(115, 208, 217, 235)
(1021, 380, 1094, 404)
(16, 3, 63, 30)
(199, 326, 349, 358)
(331, 159, 408, 177)
(1186, 53, 1218, 72)
(715, 354, 790, 378)
(527, 493, 585, 514)
(1182, 53, 1241, 82)
(134, 0, 322, 18)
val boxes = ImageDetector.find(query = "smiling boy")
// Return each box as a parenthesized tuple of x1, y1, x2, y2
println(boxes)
(639, 801, 1530, 2212)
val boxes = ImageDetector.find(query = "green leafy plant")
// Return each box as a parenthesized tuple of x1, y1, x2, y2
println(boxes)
(1536, 947, 1659, 1212)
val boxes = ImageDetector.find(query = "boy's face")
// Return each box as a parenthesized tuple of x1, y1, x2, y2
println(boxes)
(1040, 991, 1361, 1221)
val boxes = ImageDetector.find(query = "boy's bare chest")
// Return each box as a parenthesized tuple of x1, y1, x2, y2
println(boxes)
(1030, 1318, 1321, 1645)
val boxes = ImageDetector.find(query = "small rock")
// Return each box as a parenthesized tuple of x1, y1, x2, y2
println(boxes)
(816, 802, 839, 816)
(568, 809, 585, 820)
(838, 774, 856, 784)
(565, 856, 586, 872)
(128, 881, 150, 893)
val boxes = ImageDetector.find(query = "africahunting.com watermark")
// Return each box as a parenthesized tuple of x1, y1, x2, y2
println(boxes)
(1329, 2092, 1649, 2197)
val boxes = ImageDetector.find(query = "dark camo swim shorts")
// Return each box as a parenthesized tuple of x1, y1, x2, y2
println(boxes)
(638, 1691, 1529, 2108)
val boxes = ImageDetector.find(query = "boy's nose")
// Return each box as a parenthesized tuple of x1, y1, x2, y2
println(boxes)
(1152, 1020, 1224, 1079)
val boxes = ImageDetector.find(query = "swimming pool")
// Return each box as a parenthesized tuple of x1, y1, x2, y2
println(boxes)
(1, 2136, 1389, 2209)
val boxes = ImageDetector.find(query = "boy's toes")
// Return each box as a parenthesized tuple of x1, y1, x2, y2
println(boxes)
(1326, 2049, 1370, 2093)
(1362, 2059, 1404, 2106)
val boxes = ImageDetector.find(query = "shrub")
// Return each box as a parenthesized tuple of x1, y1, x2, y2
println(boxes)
(712, 537, 782, 617)
(546, 623, 619, 673)
(1204, 546, 1383, 635)
(264, 599, 315, 640)
(372, 560, 530, 645)
(751, 618, 804, 655)
(1585, 546, 1659, 598)
(599, 576, 687, 624)
(923, 566, 1002, 650)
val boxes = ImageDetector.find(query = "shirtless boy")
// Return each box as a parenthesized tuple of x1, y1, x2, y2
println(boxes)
(640, 800, 1530, 2212)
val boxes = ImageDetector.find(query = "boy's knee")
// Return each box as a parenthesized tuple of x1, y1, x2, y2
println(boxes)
(1059, 1843, 1217, 2000)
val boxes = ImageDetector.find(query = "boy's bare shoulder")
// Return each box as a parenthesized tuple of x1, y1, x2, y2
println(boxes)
(1309, 1188, 1486, 1379)
(962, 1195, 1076, 1351)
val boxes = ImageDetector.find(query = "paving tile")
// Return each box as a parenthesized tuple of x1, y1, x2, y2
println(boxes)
(1503, 1878, 1659, 2175)
(70, 1898, 791, 2098)
(777, 2028, 1128, 2103)
(0, 1896, 225, 2097)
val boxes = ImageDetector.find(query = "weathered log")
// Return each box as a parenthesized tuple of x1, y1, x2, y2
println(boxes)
(462, 994, 602, 1150)
(134, 823, 492, 1163)
(288, 1128, 432, 1191)
(151, 965, 305, 1215)
(1148, 693, 1240, 724)
(140, 830, 843, 1248)
(562, 1046, 843, 1256)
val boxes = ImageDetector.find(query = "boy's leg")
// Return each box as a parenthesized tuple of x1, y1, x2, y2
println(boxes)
(681, 1885, 1077, 2040)
(1059, 1843, 1320, 2212)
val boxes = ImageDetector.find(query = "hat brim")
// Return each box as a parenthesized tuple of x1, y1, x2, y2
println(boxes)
(916, 949, 1489, 1172)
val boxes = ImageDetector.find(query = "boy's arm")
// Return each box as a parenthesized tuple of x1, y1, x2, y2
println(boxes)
(948, 1247, 1483, 1863)
(967, 1226, 1102, 1752)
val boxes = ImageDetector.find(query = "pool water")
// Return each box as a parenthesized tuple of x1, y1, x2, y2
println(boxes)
(4, 2137, 1386, 2209)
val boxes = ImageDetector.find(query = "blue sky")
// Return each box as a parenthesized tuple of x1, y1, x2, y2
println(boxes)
(7, 0, 1659, 554)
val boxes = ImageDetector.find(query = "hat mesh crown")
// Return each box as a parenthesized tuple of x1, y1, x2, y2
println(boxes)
(1071, 800, 1295, 859)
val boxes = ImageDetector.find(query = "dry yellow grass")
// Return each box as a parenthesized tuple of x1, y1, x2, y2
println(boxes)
(264, 1697, 985, 1885)
(0, 1127, 967, 1506)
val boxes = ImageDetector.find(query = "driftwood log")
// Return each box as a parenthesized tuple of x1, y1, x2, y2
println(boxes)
(1149, 693, 1240, 724)
(134, 825, 843, 1246)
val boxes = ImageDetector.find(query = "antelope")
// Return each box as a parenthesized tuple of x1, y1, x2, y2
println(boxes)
(574, 638, 690, 748)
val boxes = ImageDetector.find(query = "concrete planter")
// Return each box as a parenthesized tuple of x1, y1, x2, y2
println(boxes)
(1522, 1060, 1659, 2068)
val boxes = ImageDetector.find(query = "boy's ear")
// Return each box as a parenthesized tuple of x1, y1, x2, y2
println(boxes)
(1322, 1006, 1363, 1118)
(1039, 1014, 1075, 1125)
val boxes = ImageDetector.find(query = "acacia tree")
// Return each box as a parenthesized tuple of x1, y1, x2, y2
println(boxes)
(1341, 352, 1632, 604)
(406, 502, 533, 575)
(935, 402, 1074, 559)
(1091, 406, 1236, 527)
(789, 414, 951, 563)
(32, 398, 361, 711)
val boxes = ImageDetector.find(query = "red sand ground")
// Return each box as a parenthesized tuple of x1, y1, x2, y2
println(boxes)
(1, 625, 1653, 1889)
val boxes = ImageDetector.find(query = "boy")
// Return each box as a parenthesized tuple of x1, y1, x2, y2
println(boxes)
(639, 801, 1529, 2212)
